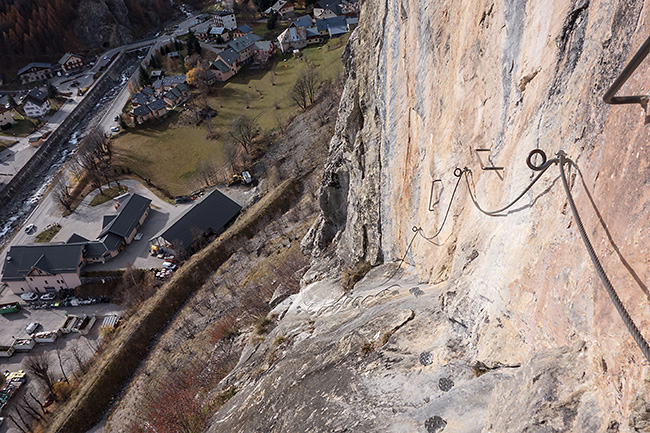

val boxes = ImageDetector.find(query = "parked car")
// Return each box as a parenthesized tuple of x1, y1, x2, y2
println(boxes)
(24, 223, 35, 233)
(110, 126, 120, 133)
(162, 262, 177, 271)
(40, 293, 56, 301)
(20, 292, 38, 301)
(114, 115, 120, 121)
(25, 322, 40, 334)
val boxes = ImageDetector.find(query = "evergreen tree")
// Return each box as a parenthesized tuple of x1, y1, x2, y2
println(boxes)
(7, 94, 17, 109)
(138, 64, 150, 87)
(46, 81, 58, 99)
(267, 11, 277, 30)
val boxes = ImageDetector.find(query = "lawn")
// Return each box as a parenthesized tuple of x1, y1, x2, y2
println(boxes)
(2, 111, 39, 137)
(90, 184, 128, 206)
(113, 35, 348, 196)
(35, 224, 61, 243)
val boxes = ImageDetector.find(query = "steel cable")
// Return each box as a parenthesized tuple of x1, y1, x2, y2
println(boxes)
(416, 168, 465, 242)
(555, 152, 650, 364)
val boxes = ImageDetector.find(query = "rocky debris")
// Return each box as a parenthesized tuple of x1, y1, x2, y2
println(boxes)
(409, 286, 425, 297)
(424, 416, 447, 433)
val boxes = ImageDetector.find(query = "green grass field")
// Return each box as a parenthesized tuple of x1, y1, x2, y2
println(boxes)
(2, 111, 39, 137)
(113, 35, 347, 196)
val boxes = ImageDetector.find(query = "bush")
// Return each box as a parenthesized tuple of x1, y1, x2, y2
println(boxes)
(341, 261, 372, 292)
(53, 381, 76, 401)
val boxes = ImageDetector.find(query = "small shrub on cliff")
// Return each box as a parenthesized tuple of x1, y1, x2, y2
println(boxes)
(341, 261, 372, 292)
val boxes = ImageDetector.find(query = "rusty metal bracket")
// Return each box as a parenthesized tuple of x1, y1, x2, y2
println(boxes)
(603, 34, 650, 109)
(428, 179, 442, 211)
(475, 148, 504, 172)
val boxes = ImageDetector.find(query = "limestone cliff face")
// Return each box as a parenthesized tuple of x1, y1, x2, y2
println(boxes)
(301, 0, 650, 428)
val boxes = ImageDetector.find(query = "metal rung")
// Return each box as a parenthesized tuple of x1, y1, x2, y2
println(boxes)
(604, 33, 650, 107)
(481, 166, 504, 171)
(475, 148, 491, 152)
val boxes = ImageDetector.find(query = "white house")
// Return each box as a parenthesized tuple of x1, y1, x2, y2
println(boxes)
(1, 244, 85, 294)
(23, 89, 50, 118)
(0, 106, 15, 128)
(213, 10, 237, 30)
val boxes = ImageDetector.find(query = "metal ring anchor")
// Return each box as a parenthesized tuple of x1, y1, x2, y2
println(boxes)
(526, 149, 548, 171)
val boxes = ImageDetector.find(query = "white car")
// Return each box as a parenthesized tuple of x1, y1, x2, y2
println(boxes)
(25, 322, 40, 335)
(20, 292, 38, 301)
(110, 126, 120, 133)
(24, 223, 35, 233)
(40, 293, 56, 301)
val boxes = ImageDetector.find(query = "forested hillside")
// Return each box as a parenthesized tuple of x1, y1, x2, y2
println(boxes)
(0, 0, 179, 77)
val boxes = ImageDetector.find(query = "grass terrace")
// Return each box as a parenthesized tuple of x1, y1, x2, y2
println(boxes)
(113, 35, 348, 196)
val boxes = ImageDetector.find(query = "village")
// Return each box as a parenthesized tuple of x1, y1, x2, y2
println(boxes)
(0, 0, 357, 430)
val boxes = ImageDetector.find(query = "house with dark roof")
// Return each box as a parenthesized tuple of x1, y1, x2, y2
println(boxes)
(264, 0, 294, 17)
(161, 74, 187, 92)
(306, 27, 324, 45)
(133, 105, 152, 123)
(315, 16, 348, 37)
(227, 33, 263, 63)
(210, 26, 229, 42)
(98, 193, 151, 248)
(233, 24, 254, 39)
(23, 89, 50, 118)
(163, 83, 190, 107)
(313, 0, 357, 18)
(1, 244, 85, 294)
(58, 52, 85, 72)
(253, 40, 276, 64)
(148, 99, 168, 118)
(293, 15, 313, 28)
(17, 62, 53, 84)
(150, 189, 241, 257)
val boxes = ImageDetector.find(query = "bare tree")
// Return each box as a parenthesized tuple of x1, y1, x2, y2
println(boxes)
(53, 174, 73, 212)
(25, 353, 55, 394)
(244, 92, 252, 109)
(222, 141, 239, 173)
(55, 340, 69, 383)
(228, 115, 258, 154)
(288, 66, 319, 110)
(70, 340, 87, 375)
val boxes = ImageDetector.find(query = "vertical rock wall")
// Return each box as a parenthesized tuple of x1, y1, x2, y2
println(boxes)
(305, 0, 650, 424)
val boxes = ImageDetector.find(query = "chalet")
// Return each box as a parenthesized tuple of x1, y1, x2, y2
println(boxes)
(17, 63, 53, 84)
(277, 23, 307, 53)
(168, 51, 180, 59)
(141, 86, 155, 97)
(58, 52, 85, 73)
(1, 244, 84, 295)
(292, 15, 313, 28)
(210, 26, 230, 42)
(196, 23, 212, 41)
(210, 59, 235, 82)
(163, 83, 190, 106)
(233, 24, 254, 39)
(161, 74, 187, 91)
(306, 27, 324, 45)
(253, 40, 276, 64)
(0, 106, 15, 128)
(192, 13, 210, 24)
(325, 16, 347, 37)
(265, 0, 294, 17)
(315, 16, 348, 37)
(150, 70, 164, 79)
(131, 92, 151, 108)
(23, 89, 50, 118)
(227, 33, 263, 63)
(150, 189, 241, 258)
(205, 69, 217, 85)
(313, 0, 358, 18)
(148, 99, 168, 118)
(133, 105, 152, 123)
(98, 193, 151, 248)
(213, 10, 237, 30)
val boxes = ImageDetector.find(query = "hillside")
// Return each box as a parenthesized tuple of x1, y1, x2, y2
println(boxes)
(211, 0, 650, 431)
(0, 0, 179, 77)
